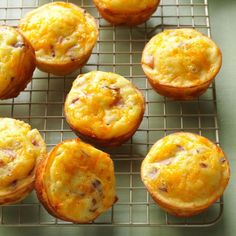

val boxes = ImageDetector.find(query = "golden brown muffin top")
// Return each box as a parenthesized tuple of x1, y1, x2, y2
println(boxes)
(41, 139, 116, 222)
(65, 71, 145, 141)
(141, 132, 230, 209)
(0, 118, 46, 203)
(19, 2, 98, 65)
(142, 29, 222, 87)
(0, 26, 27, 95)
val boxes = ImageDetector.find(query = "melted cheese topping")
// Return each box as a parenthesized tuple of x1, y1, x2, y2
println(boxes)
(65, 71, 145, 140)
(142, 29, 222, 87)
(19, 2, 98, 64)
(94, 0, 159, 12)
(44, 139, 116, 222)
(0, 118, 46, 203)
(0, 26, 26, 95)
(141, 133, 230, 209)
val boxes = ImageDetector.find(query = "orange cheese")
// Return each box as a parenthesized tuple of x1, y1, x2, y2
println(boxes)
(0, 118, 46, 205)
(141, 132, 230, 210)
(142, 29, 222, 87)
(39, 139, 116, 222)
(65, 71, 145, 141)
(19, 2, 98, 65)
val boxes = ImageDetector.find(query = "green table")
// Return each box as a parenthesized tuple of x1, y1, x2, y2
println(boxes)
(0, 0, 235, 235)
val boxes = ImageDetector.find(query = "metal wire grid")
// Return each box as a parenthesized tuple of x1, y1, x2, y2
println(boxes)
(0, 0, 223, 227)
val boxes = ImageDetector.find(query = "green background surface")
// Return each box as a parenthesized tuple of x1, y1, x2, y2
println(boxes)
(1, 0, 236, 235)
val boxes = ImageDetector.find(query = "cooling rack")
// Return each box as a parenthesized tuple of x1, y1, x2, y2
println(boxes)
(0, 0, 223, 227)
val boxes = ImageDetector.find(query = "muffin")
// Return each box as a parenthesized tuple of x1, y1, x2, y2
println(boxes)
(141, 132, 230, 217)
(64, 71, 145, 146)
(0, 118, 46, 205)
(93, 0, 160, 25)
(19, 2, 98, 76)
(35, 138, 117, 223)
(141, 29, 222, 100)
(0, 25, 35, 99)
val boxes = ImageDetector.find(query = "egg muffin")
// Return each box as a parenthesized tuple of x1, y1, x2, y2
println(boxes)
(93, 0, 160, 25)
(35, 138, 117, 223)
(0, 25, 35, 99)
(0, 118, 46, 205)
(141, 132, 230, 217)
(19, 2, 98, 76)
(64, 71, 145, 146)
(141, 29, 222, 100)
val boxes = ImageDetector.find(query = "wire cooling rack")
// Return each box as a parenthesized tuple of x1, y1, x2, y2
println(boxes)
(0, 0, 223, 227)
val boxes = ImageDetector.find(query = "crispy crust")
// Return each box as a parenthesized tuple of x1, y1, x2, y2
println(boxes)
(141, 29, 222, 100)
(68, 105, 144, 147)
(35, 138, 117, 223)
(19, 2, 98, 76)
(93, 0, 160, 25)
(35, 151, 62, 220)
(64, 71, 145, 147)
(147, 191, 212, 217)
(0, 182, 34, 205)
(145, 74, 214, 100)
(141, 132, 230, 217)
(0, 26, 35, 99)
(36, 50, 91, 76)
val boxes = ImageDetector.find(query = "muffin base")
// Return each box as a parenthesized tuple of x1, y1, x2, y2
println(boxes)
(0, 182, 34, 205)
(146, 74, 215, 100)
(148, 189, 223, 217)
(36, 49, 92, 76)
(68, 117, 143, 147)
(93, 0, 160, 26)
(65, 99, 145, 147)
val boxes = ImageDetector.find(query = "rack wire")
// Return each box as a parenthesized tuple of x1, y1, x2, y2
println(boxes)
(0, 0, 223, 227)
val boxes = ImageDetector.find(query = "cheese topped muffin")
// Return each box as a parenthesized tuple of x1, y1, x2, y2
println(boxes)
(35, 138, 117, 223)
(0, 25, 35, 99)
(19, 2, 98, 76)
(93, 0, 160, 25)
(142, 29, 222, 99)
(0, 118, 46, 205)
(141, 132, 230, 216)
(64, 71, 145, 146)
